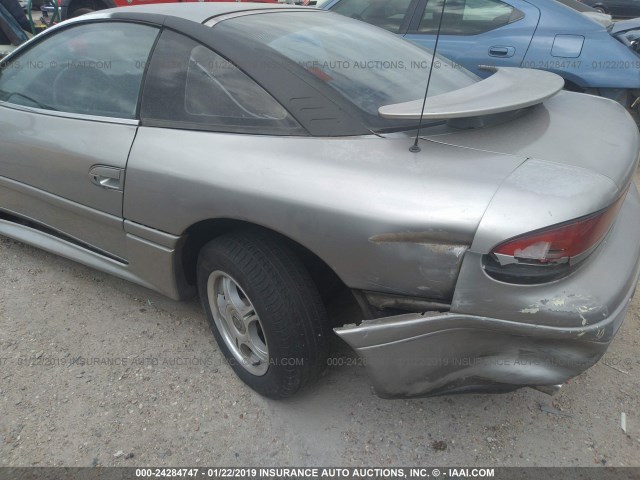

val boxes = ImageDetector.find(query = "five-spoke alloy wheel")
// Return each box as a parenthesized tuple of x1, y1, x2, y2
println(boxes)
(207, 271, 269, 376)
(197, 229, 330, 399)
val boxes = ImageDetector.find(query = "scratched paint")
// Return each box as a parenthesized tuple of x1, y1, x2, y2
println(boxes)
(369, 231, 471, 246)
(518, 294, 607, 326)
(520, 307, 540, 314)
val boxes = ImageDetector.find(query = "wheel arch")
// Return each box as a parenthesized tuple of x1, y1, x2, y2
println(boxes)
(178, 218, 350, 304)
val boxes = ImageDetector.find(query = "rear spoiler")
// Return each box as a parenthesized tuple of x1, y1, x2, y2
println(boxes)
(378, 66, 564, 120)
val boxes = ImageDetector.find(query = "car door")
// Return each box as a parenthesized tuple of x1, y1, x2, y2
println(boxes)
(0, 21, 159, 259)
(326, 0, 422, 34)
(403, 0, 540, 77)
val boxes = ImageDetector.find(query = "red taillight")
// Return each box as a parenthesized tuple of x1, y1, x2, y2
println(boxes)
(492, 191, 627, 265)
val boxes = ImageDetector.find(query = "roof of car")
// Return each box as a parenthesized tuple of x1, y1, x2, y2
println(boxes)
(95, 2, 311, 24)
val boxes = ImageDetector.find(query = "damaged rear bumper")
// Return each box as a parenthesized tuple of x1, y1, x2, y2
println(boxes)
(334, 298, 634, 397)
(335, 184, 640, 398)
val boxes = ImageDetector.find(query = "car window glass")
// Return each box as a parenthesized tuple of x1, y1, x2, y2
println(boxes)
(332, 0, 412, 33)
(141, 30, 302, 135)
(418, 0, 524, 35)
(222, 11, 478, 126)
(0, 22, 158, 119)
(185, 45, 289, 121)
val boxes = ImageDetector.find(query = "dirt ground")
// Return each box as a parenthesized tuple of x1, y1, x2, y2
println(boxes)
(0, 172, 639, 468)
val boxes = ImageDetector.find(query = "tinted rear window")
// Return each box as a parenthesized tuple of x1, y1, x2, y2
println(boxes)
(213, 11, 479, 130)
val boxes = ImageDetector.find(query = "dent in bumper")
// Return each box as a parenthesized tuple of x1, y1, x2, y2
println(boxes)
(335, 183, 640, 399)
(334, 290, 634, 398)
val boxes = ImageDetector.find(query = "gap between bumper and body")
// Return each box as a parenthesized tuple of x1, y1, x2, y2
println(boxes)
(335, 184, 640, 399)
(334, 293, 635, 398)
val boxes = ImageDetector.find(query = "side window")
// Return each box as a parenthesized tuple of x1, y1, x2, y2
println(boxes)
(141, 30, 302, 135)
(332, 0, 413, 33)
(0, 22, 158, 118)
(418, 0, 524, 35)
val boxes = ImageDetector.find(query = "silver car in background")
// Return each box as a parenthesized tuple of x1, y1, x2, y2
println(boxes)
(0, 3, 639, 399)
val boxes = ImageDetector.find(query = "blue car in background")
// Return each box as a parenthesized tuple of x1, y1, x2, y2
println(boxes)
(322, 0, 640, 110)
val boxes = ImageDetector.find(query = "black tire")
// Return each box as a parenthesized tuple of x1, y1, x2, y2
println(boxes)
(196, 229, 330, 399)
(69, 7, 94, 16)
(594, 6, 607, 13)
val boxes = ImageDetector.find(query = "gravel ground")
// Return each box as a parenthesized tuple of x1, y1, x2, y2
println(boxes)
(0, 172, 639, 468)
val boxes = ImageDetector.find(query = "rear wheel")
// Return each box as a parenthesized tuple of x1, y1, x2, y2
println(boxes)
(196, 230, 330, 399)
(69, 7, 95, 16)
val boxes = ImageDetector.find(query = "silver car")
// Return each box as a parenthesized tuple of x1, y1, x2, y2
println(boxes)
(0, 3, 638, 399)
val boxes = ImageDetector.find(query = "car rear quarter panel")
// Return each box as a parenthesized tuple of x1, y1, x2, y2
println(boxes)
(522, 0, 640, 88)
(336, 180, 640, 396)
(433, 91, 640, 328)
(123, 129, 525, 300)
(452, 181, 640, 327)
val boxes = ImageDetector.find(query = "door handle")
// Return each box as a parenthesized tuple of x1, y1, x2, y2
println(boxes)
(89, 166, 123, 191)
(488, 46, 515, 58)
